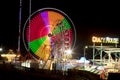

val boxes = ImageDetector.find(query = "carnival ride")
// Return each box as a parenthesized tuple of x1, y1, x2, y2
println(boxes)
(92, 46, 120, 72)
(1, 49, 20, 63)
(22, 8, 76, 69)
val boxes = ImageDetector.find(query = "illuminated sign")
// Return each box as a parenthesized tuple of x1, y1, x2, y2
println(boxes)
(92, 36, 119, 44)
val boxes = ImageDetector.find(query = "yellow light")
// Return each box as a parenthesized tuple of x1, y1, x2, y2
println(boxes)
(1, 54, 16, 62)
(92, 36, 119, 43)
(0, 48, 3, 51)
(65, 49, 72, 55)
(92, 36, 102, 43)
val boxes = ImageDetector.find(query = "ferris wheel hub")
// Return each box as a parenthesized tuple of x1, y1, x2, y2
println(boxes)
(48, 33, 53, 37)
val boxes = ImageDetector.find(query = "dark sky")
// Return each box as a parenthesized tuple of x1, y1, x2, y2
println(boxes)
(0, 0, 119, 57)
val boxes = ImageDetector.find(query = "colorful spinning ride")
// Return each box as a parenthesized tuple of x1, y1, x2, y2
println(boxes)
(23, 8, 76, 62)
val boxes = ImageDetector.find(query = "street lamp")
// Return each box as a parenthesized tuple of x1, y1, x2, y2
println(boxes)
(0, 47, 3, 54)
(65, 49, 72, 55)
(84, 46, 88, 58)
(0, 48, 3, 52)
(65, 49, 72, 59)
(84, 46, 88, 69)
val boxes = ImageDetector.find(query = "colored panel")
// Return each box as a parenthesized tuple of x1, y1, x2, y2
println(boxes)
(62, 18, 71, 29)
(35, 40, 51, 61)
(52, 18, 71, 35)
(48, 11, 64, 33)
(41, 11, 49, 26)
(29, 36, 46, 53)
(26, 12, 49, 42)
(41, 11, 50, 33)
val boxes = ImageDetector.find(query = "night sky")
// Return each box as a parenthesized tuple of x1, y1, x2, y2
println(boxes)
(0, 0, 119, 58)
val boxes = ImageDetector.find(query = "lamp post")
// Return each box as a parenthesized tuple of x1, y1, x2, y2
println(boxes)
(0, 48, 3, 52)
(93, 42, 95, 66)
(84, 46, 88, 58)
(0, 47, 3, 54)
(84, 46, 88, 69)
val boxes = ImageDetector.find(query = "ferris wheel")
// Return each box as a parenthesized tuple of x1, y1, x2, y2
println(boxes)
(23, 8, 76, 62)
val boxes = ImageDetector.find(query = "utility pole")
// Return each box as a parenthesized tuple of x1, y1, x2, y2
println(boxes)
(93, 42, 95, 66)
(18, 0, 22, 57)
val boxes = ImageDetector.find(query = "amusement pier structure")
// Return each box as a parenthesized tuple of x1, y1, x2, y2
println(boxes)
(18, 7, 120, 79)
(0, 1, 120, 80)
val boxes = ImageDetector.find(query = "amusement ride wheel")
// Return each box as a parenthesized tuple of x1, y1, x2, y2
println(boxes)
(23, 8, 76, 68)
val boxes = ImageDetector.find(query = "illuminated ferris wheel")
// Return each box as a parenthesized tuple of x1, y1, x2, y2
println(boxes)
(23, 8, 76, 62)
